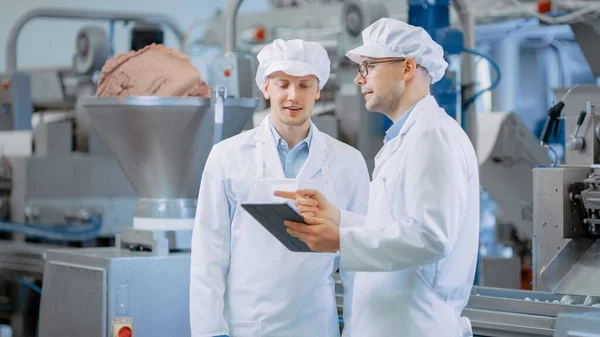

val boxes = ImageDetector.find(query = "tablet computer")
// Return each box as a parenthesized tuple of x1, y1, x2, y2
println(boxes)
(241, 202, 313, 252)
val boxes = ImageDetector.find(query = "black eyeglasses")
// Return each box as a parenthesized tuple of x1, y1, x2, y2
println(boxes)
(357, 59, 406, 78)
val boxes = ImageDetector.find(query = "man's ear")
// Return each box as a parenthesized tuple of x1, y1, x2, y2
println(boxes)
(403, 58, 419, 81)
(263, 79, 270, 99)
(315, 86, 321, 101)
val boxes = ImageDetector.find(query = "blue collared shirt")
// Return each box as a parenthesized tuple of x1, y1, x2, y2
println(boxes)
(268, 119, 313, 178)
(384, 100, 420, 143)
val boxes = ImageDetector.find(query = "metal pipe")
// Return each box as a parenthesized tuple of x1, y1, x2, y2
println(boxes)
(452, 0, 478, 148)
(224, 0, 244, 53)
(6, 7, 186, 73)
(249, 39, 338, 55)
(479, 23, 575, 116)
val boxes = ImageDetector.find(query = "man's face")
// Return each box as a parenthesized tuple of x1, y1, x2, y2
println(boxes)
(263, 71, 321, 127)
(354, 57, 407, 114)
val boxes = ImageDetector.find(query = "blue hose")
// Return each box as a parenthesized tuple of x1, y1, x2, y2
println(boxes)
(0, 277, 43, 315)
(0, 215, 102, 241)
(13, 276, 41, 295)
(547, 145, 559, 167)
(461, 48, 502, 111)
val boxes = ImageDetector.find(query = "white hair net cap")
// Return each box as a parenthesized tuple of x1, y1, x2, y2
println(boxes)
(346, 18, 448, 84)
(255, 39, 330, 93)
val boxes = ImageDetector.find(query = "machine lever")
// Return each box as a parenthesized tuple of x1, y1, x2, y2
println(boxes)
(568, 108, 590, 151)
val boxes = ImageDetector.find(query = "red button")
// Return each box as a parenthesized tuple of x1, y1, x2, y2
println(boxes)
(254, 27, 266, 42)
(537, 0, 551, 13)
(224, 69, 231, 77)
(1, 82, 8, 90)
(118, 326, 132, 337)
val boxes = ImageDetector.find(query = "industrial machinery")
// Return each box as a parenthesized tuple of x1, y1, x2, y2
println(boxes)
(532, 85, 600, 297)
(31, 8, 259, 334)
(465, 287, 600, 336)
(461, 85, 600, 336)
(0, 8, 189, 337)
(0, 8, 188, 236)
(37, 96, 258, 337)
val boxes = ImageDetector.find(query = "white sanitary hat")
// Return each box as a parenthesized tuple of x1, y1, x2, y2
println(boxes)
(255, 39, 330, 93)
(346, 18, 448, 84)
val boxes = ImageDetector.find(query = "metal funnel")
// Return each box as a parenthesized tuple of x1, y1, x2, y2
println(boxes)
(570, 21, 600, 77)
(80, 96, 257, 199)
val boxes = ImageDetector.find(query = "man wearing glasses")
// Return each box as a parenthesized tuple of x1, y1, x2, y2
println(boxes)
(277, 18, 480, 337)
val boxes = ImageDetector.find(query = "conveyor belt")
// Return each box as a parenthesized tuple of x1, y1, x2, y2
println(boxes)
(465, 286, 600, 337)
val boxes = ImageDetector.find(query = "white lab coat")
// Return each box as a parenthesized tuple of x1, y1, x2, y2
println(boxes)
(339, 95, 480, 337)
(190, 117, 370, 337)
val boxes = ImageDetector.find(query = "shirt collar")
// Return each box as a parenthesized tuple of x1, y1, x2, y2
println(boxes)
(268, 118, 313, 150)
(384, 98, 421, 144)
